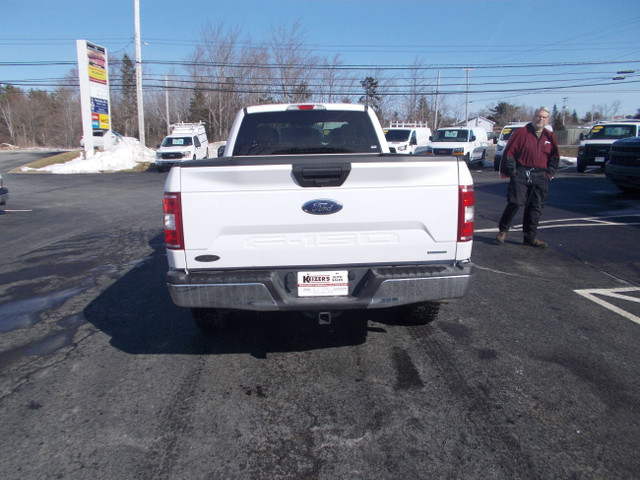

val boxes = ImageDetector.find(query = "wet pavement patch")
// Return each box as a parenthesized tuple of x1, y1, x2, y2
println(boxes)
(0, 286, 84, 333)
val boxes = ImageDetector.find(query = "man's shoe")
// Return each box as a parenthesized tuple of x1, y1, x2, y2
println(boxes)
(495, 231, 507, 244)
(523, 238, 548, 248)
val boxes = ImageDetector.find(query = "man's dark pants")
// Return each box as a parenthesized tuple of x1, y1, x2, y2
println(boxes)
(498, 168, 549, 243)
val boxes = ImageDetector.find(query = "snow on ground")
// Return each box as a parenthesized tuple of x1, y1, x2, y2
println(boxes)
(559, 156, 577, 166)
(22, 137, 155, 174)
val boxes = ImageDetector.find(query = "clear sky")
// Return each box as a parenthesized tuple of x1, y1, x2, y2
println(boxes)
(1, 0, 639, 120)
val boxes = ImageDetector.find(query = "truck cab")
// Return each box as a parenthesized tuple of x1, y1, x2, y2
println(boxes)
(577, 121, 640, 173)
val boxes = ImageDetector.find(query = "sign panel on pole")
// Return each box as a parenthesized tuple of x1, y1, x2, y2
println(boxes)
(76, 40, 112, 157)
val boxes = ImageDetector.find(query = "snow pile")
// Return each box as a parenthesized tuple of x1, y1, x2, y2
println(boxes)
(24, 136, 155, 174)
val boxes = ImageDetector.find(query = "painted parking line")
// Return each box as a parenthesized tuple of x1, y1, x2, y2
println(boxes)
(476, 213, 640, 234)
(574, 287, 640, 325)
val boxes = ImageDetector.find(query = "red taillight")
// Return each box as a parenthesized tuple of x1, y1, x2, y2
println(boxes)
(458, 184, 474, 242)
(163, 192, 184, 249)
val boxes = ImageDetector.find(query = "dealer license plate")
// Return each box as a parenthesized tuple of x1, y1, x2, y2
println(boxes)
(297, 270, 349, 297)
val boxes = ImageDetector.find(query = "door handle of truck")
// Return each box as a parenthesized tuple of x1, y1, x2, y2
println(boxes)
(292, 164, 352, 187)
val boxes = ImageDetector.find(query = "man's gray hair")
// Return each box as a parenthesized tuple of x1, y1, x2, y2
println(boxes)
(536, 106, 551, 115)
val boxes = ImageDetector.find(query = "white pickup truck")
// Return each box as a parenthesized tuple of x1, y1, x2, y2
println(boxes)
(163, 103, 475, 330)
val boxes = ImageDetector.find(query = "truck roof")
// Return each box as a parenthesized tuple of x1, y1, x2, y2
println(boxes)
(244, 103, 370, 114)
(170, 122, 206, 135)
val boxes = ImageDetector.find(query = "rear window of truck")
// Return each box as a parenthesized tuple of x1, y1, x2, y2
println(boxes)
(232, 110, 383, 156)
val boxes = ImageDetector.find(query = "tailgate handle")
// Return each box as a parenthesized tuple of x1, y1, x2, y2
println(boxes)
(292, 164, 352, 187)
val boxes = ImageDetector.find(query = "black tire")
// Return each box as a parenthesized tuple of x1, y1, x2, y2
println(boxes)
(399, 302, 441, 325)
(577, 159, 587, 173)
(191, 308, 231, 332)
(463, 153, 471, 165)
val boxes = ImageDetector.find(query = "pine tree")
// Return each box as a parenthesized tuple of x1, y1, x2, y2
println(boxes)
(118, 54, 137, 137)
(359, 77, 381, 112)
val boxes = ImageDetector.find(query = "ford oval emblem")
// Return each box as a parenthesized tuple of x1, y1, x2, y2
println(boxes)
(302, 199, 343, 215)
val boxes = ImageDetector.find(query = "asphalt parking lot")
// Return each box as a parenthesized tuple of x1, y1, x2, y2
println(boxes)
(1, 150, 639, 479)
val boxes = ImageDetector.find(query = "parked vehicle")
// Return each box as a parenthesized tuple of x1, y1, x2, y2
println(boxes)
(0, 174, 8, 206)
(383, 122, 431, 154)
(79, 130, 123, 150)
(155, 122, 209, 172)
(493, 122, 527, 171)
(605, 136, 640, 192)
(163, 103, 475, 331)
(423, 127, 488, 166)
(577, 121, 640, 173)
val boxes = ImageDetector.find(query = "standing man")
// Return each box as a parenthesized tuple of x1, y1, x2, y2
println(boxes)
(495, 106, 559, 248)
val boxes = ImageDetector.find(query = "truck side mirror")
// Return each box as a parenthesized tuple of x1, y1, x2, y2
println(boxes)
(470, 135, 476, 142)
(217, 145, 226, 157)
(493, 137, 497, 144)
(429, 136, 433, 141)
(579, 133, 585, 140)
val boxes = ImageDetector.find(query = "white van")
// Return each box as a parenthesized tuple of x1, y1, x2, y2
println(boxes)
(493, 122, 527, 171)
(424, 127, 488, 166)
(156, 122, 209, 172)
(384, 122, 431, 154)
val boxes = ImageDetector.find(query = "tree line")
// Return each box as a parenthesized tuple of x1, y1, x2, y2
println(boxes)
(1, 22, 638, 149)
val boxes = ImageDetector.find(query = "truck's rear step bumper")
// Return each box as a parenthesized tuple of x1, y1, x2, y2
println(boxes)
(167, 262, 474, 311)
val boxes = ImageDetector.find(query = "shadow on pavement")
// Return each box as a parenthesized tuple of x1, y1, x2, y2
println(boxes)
(83, 234, 381, 358)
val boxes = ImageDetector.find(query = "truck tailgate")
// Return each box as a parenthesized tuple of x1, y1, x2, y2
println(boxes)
(172, 158, 464, 270)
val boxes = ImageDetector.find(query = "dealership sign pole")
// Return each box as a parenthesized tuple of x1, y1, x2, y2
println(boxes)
(76, 40, 111, 158)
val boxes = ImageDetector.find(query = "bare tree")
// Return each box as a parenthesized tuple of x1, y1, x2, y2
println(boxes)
(316, 54, 352, 103)
(0, 84, 23, 144)
(50, 71, 81, 147)
(402, 58, 433, 124)
(268, 21, 318, 103)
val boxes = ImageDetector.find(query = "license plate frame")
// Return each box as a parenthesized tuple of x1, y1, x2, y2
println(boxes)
(297, 270, 349, 297)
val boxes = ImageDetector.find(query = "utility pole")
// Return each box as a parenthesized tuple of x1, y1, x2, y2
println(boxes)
(134, 0, 145, 146)
(434, 70, 440, 130)
(165, 74, 170, 134)
(463, 68, 474, 126)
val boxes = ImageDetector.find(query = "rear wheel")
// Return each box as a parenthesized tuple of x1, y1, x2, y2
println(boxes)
(191, 308, 231, 332)
(399, 302, 441, 325)
(478, 149, 486, 166)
